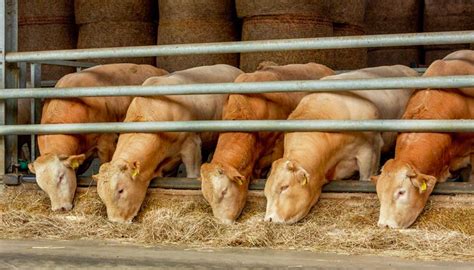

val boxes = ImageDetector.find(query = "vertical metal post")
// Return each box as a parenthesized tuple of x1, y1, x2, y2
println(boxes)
(30, 63, 42, 161)
(1, 0, 19, 175)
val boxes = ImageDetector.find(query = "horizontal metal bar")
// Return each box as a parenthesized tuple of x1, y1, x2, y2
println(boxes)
(29, 60, 97, 68)
(1, 120, 474, 135)
(1, 76, 473, 99)
(5, 31, 474, 62)
(15, 175, 474, 194)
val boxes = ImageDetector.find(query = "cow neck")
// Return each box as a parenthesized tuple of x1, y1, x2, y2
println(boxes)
(284, 132, 338, 183)
(38, 134, 82, 156)
(211, 132, 259, 178)
(395, 132, 453, 178)
(112, 133, 165, 183)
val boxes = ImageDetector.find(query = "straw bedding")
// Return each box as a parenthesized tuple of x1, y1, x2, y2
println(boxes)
(0, 185, 472, 262)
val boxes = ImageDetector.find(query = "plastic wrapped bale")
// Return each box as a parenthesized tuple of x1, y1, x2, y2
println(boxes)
(18, 0, 76, 81)
(156, 0, 239, 71)
(368, 47, 421, 67)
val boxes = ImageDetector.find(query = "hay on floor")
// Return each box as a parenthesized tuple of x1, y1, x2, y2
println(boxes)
(0, 184, 473, 262)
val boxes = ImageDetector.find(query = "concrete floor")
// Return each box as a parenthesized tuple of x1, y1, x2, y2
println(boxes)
(0, 239, 472, 269)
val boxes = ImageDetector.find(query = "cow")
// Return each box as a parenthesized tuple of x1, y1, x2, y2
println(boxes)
(264, 65, 419, 224)
(200, 62, 334, 224)
(93, 64, 243, 223)
(28, 64, 168, 211)
(372, 50, 474, 229)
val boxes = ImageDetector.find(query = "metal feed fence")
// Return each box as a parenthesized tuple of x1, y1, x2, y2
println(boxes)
(1, 0, 474, 192)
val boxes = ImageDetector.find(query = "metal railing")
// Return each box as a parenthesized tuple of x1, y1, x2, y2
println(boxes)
(1, 0, 474, 189)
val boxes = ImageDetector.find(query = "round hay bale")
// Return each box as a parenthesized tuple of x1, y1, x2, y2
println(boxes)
(368, 47, 421, 67)
(236, 0, 328, 18)
(240, 15, 334, 72)
(423, 0, 474, 32)
(75, 0, 156, 24)
(327, 0, 367, 26)
(18, 0, 76, 81)
(333, 24, 367, 70)
(77, 21, 156, 65)
(365, 0, 422, 34)
(157, 19, 239, 71)
(159, 0, 235, 20)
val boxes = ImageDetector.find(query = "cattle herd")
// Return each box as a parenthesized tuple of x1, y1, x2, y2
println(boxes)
(27, 49, 474, 229)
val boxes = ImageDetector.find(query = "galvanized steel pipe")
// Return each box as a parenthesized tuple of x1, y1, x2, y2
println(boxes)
(1, 76, 473, 99)
(1, 120, 474, 135)
(5, 31, 474, 62)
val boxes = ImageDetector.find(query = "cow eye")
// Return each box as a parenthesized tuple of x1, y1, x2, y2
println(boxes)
(280, 185, 289, 193)
(396, 189, 406, 199)
(118, 189, 124, 194)
(58, 174, 65, 183)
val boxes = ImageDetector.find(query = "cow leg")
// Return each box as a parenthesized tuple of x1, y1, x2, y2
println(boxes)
(180, 134, 202, 178)
(357, 134, 383, 181)
(97, 134, 118, 163)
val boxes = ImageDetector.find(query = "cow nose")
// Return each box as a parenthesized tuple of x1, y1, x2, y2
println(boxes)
(264, 216, 272, 222)
(377, 221, 389, 228)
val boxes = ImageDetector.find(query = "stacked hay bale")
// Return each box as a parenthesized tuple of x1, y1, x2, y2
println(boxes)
(423, 0, 474, 64)
(328, 0, 367, 70)
(75, 0, 157, 65)
(237, 0, 333, 72)
(365, 0, 422, 67)
(18, 0, 76, 80)
(157, 0, 239, 72)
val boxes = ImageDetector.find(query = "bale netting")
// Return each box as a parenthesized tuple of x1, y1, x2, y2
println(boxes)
(74, 0, 156, 24)
(18, 0, 76, 81)
(327, 0, 367, 26)
(159, 0, 235, 20)
(235, 0, 328, 18)
(75, 0, 157, 65)
(240, 15, 334, 72)
(157, 0, 239, 72)
(77, 21, 156, 65)
(365, 0, 422, 34)
(0, 185, 473, 262)
(333, 24, 367, 70)
(368, 47, 421, 67)
(423, 0, 474, 32)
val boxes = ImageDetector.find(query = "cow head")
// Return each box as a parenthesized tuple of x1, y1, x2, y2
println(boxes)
(264, 159, 320, 224)
(372, 159, 437, 229)
(200, 163, 247, 224)
(94, 159, 146, 223)
(28, 153, 86, 211)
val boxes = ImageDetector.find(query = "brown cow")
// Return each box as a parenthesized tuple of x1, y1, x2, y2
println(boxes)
(28, 64, 168, 211)
(94, 64, 243, 223)
(372, 50, 474, 229)
(264, 65, 419, 224)
(200, 62, 335, 224)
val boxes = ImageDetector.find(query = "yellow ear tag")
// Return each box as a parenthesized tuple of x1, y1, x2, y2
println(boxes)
(132, 168, 140, 178)
(421, 181, 427, 192)
(301, 175, 308, 186)
(71, 161, 80, 170)
(235, 178, 244, 186)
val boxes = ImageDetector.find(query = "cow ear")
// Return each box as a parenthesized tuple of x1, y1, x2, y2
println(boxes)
(131, 161, 140, 179)
(411, 173, 437, 194)
(297, 169, 310, 186)
(28, 163, 36, 174)
(226, 166, 245, 186)
(370, 175, 379, 185)
(64, 154, 86, 170)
